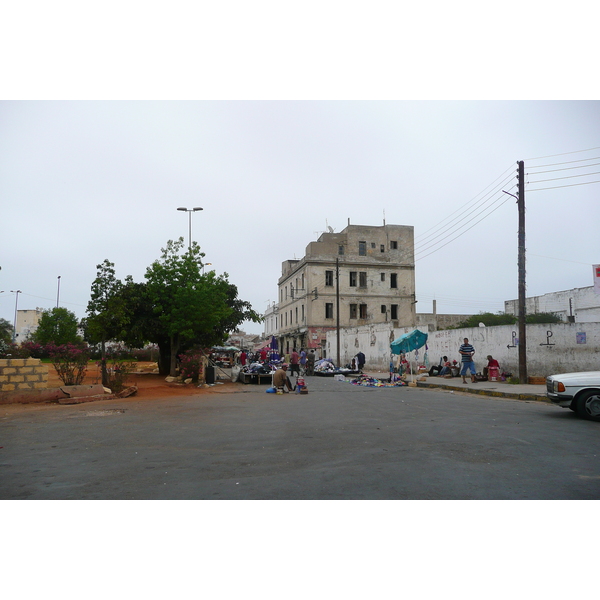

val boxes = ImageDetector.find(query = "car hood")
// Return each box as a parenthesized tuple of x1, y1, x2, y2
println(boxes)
(547, 371, 600, 385)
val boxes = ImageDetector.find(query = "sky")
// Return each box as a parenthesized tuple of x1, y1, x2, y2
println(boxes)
(1, 101, 598, 336)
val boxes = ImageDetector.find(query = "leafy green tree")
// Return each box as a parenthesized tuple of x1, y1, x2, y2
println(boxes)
(144, 238, 235, 376)
(0, 317, 12, 345)
(84, 260, 129, 386)
(32, 307, 82, 346)
(453, 312, 517, 329)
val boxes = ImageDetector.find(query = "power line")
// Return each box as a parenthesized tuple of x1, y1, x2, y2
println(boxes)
(528, 252, 592, 266)
(526, 161, 600, 174)
(528, 170, 600, 184)
(414, 163, 516, 243)
(524, 146, 600, 161)
(415, 171, 516, 252)
(415, 194, 512, 262)
(527, 179, 600, 192)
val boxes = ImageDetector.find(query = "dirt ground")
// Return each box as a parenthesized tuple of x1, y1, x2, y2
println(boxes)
(46, 361, 237, 399)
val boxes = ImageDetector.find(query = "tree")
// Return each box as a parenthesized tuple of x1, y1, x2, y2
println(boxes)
(84, 260, 129, 386)
(0, 318, 12, 345)
(32, 307, 82, 346)
(525, 311, 563, 324)
(144, 238, 235, 376)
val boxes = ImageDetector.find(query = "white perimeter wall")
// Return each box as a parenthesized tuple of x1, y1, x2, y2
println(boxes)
(327, 322, 600, 376)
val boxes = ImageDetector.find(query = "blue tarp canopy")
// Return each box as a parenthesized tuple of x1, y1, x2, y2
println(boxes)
(390, 330, 428, 355)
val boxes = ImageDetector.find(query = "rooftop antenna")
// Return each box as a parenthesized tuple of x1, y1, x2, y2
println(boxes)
(383, 209, 386, 226)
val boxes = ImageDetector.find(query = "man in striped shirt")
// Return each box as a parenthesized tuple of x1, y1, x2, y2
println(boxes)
(459, 338, 477, 384)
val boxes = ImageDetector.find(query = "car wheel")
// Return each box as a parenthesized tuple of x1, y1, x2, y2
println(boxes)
(576, 390, 600, 421)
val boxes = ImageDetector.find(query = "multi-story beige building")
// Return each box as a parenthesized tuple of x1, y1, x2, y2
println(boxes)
(277, 224, 416, 357)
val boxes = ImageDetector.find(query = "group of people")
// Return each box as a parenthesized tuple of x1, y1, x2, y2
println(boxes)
(429, 338, 500, 384)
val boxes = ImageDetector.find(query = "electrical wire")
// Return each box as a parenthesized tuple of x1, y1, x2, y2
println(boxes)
(414, 163, 516, 243)
(527, 179, 600, 191)
(526, 161, 600, 174)
(415, 193, 512, 262)
(524, 146, 600, 161)
(528, 253, 592, 266)
(414, 171, 516, 252)
(528, 170, 600, 184)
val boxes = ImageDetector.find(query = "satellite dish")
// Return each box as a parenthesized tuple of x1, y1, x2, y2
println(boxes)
(479, 322, 486, 327)
(327, 226, 334, 233)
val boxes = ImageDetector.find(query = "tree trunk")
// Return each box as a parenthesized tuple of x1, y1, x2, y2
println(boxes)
(157, 342, 171, 376)
(169, 333, 179, 377)
(101, 339, 109, 387)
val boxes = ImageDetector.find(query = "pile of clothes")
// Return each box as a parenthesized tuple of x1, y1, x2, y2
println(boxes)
(242, 362, 272, 375)
(350, 374, 407, 387)
(314, 358, 336, 374)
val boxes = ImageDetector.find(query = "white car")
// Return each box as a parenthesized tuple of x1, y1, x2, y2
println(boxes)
(546, 371, 600, 421)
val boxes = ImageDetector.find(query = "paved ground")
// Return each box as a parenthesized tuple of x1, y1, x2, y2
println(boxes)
(2, 373, 598, 500)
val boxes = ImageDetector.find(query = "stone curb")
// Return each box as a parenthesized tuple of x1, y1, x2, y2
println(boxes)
(416, 381, 550, 403)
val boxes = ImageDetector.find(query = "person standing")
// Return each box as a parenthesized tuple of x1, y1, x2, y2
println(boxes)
(459, 337, 476, 384)
(299, 348, 307, 374)
(290, 348, 300, 376)
(306, 349, 315, 376)
(356, 351, 365, 373)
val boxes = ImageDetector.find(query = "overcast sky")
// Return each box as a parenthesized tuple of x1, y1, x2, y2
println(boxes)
(1, 100, 599, 335)
(1, 4, 599, 339)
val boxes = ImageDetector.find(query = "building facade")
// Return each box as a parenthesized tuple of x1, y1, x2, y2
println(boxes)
(15, 308, 44, 342)
(504, 285, 600, 323)
(277, 224, 416, 357)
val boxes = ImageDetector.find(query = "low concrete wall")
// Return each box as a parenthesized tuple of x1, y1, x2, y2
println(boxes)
(0, 358, 49, 392)
(326, 322, 600, 376)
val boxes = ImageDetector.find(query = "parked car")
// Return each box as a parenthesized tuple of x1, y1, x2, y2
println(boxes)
(546, 371, 600, 421)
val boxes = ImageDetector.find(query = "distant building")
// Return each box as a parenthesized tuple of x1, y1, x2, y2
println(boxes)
(277, 223, 416, 356)
(262, 301, 279, 339)
(504, 285, 600, 323)
(15, 308, 44, 342)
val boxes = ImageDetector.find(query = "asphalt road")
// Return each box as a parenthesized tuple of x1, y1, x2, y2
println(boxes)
(2, 376, 599, 499)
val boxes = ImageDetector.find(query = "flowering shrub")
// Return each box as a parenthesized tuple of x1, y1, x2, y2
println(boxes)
(47, 343, 91, 386)
(97, 345, 137, 393)
(179, 349, 205, 382)
(20, 341, 46, 358)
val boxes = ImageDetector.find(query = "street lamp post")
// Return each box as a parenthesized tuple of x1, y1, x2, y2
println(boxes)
(177, 207, 203, 250)
(10, 290, 21, 342)
(56, 276, 61, 308)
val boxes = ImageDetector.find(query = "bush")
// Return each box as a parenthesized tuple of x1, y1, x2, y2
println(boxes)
(47, 343, 91, 386)
(0, 341, 33, 359)
(179, 349, 206, 382)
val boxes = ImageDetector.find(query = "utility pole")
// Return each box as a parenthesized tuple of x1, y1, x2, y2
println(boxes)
(336, 257, 340, 367)
(517, 160, 527, 383)
(503, 160, 527, 383)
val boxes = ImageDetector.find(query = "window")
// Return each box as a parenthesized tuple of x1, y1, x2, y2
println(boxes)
(390, 273, 398, 288)
(349, 271, 357, 287)
(285, 312, 288, 326)
(338, 245, 344, 255)
(359, 272, 367, 288)
(349, 304, 357, 319)
(359, 304, 367, 319)
(380, 273, 385, 282)
(371, 242, 376, 249)
(325, 270, 333, 286)
(390, 240, 398, 249)
(380, 244, 385, 252)
(325, 303, 334, 319)
(301, 273, 304, 289)
(301, 304, 305, 321)
(381, 305, 386, 314)
(391, 304, 398, 320)
(295, 307, 298, 323)
(359, 241, 366, 256)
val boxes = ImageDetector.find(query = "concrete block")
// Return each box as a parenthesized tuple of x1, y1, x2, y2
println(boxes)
(9, 375, 25, 383)
(3, 368, 17, 375)
(1, 384, 15, 392)
(8, 359, 26, 367)
(21, 367, 34, 375)
(33, 382, 48, 389)
(17, 383, 34, 390)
